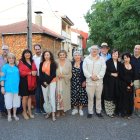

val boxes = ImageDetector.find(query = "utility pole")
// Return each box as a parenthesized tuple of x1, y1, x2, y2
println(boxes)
(27, 0, 32, 50)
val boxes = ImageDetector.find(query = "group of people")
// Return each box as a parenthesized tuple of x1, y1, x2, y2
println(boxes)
(0, 42, 140, 122)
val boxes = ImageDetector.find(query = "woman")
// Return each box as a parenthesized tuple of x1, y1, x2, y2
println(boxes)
(1, 53, 20, 122)
(56, 50, 72, 117)
(18, 49, 37, 120)
(119, 52, 134, 119)
(39, 50, 57, 121)
(103, 49, 121, 117)
(71, 51, 88, 116)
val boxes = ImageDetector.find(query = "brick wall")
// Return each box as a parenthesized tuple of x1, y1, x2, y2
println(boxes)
(0, 34, 62, 60)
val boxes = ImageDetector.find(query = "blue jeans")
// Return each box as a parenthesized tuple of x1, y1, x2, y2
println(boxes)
(35, 77, 44, 112)
(0, 86, 6, 112)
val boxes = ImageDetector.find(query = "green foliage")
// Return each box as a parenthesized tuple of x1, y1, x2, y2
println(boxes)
(85, 0, 140, 52)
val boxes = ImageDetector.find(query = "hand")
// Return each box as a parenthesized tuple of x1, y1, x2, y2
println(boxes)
(44, 82, 48, 86)
(111, 73, 118, 77)
(58, 74, 64, 79)
(82, 81, 86, 87)
(91, 75, 99, 81)
(0, 72, 4, 76)
(130, 82, 133, 86)
(31, 71, 37, 76)
(127, 86, 131, 89)
(1, 87, 5, 95)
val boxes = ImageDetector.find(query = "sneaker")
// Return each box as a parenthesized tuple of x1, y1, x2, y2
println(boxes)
(8, 116, 12, 122)
(41, 110, 46, 115)
(13, 116, 19, 121)
(35, 110, 41, 115)
(87, 114, 92, 118)
(71, 109, 78, 115)
(96, 113, 103, 118)
(79, 109, 84, 116)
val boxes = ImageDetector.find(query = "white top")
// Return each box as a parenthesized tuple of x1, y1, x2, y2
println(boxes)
(114, 61, 117, 69)
(33, 54, 42, 76)
(83, 54, 106, 84)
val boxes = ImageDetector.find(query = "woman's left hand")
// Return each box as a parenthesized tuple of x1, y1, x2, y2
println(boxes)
(82, 81, 86, 87)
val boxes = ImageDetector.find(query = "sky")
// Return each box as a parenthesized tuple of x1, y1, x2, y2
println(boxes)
(0, 0, 93, 32)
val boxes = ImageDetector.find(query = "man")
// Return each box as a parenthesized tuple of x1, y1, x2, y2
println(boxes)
(0, 45, 9, 117)
(131, 45, 140, 89)
(99, 42, 111, 111)
(33, 44, 45, 114)
(83, 45, 106, 118)
(99, 42, 111, 61)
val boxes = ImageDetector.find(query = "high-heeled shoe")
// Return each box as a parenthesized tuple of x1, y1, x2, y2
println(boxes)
(27, 111, 35, 119)
(22, 112, 29, 120)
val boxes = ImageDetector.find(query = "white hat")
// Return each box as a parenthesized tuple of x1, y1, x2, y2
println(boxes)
(101, 42, 108, 47)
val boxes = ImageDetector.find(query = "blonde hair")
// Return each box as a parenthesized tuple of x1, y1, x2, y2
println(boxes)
(7, 53, 16, 65)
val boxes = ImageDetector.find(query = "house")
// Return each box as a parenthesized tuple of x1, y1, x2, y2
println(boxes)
(0, 20, 64, 60)
(71, 28, 88, 55)
(45, 11, 74, 60)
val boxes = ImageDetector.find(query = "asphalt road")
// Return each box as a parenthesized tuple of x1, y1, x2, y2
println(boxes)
(0, 109, 140, 140)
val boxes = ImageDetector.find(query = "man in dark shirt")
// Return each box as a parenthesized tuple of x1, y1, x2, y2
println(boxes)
(0, 45, 9, 117)
(131, 45, 140, 89)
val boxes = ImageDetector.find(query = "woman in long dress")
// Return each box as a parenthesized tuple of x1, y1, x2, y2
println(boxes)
(103, 49, 121, 117)
(119, 52, 134, 119)
(71, 51, 87, 116)
(56, 50, 72, 117)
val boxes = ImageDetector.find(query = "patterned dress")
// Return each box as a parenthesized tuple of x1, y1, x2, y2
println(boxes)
(71, 66, 88, 106)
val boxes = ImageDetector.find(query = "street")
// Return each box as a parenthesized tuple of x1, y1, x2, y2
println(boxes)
(0, 109, 140, 140)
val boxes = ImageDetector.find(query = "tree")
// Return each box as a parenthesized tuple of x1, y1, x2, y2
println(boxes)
(85, 0, 140, 52)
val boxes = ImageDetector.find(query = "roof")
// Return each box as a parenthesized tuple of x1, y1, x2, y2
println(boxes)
(62, 15, 74, 26)
(0, 20, 64, 40)
(71, 28, 88, 49)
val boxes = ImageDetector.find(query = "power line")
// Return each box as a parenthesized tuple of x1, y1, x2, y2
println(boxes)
(45, 0, 61, 20)
(0, 3, 25, 14)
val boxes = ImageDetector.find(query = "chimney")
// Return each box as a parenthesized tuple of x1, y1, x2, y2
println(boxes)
(34, 11, 43, 26)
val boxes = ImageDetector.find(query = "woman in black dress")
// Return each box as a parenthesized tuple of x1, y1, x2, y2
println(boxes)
(71, 51, 87, 116)
(103, 49, 121, 117)
(119, 52, 134, 119)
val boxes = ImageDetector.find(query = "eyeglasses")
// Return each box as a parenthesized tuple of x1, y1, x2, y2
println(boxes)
(2, 49, 8, 51)
(35, 49, 41, 51)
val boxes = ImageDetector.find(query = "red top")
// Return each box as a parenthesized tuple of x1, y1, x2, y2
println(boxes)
(18, 60, 37, 91)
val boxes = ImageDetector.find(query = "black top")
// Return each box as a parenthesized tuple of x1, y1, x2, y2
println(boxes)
(39, 62, 57, 87)
(131, 55, 140, 80)
(71, 61, 86, 83)
(103, 58, 121, 101)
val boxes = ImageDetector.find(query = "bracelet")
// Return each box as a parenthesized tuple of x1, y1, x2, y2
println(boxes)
(1, 86, 4, 87)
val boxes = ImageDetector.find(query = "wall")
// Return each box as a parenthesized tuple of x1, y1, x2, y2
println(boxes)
(0, 34, 61, 60)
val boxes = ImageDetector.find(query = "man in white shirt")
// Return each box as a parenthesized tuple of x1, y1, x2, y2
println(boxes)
(83, 45, 106, 118)
(33, 44, 45, 114)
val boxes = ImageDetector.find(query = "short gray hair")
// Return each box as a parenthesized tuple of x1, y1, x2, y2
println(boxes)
(73, 50, 82, 56)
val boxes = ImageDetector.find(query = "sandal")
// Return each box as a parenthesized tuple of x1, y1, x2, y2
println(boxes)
(56, 112, 60, 117)
(45, 113, 50, 119)
(52, 115, 56, 121)
(61, 112, 66, 116)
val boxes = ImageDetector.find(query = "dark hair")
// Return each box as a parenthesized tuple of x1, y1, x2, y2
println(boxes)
(34, 44, 41, 49)
(121, 52, 131, 60)
(21, 49, 33, 63)
(111, 49, 119, 56)
(58, 50, 67, 58)
(41, 50, 57, 66)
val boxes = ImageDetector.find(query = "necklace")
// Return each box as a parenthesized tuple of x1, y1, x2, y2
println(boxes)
(125, 63, 131, 70)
